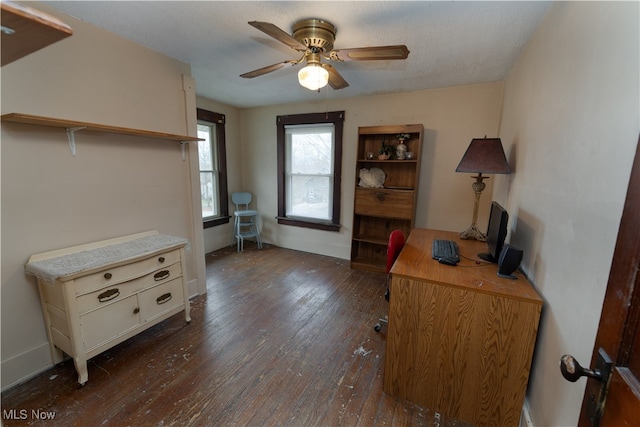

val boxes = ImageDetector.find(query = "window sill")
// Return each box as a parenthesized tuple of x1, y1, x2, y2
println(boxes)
(204, 216, 231, 229)
(276, 217, 341, 232)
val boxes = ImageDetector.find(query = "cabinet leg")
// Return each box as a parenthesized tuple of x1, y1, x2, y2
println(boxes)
(73, 357, 88, 385)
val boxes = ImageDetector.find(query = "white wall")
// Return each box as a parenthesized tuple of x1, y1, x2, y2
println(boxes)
(234, 83, 504, 258)
(496, 2, 639, 425)
(1, 4, 202, 389)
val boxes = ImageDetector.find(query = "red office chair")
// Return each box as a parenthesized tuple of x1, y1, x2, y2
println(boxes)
(374, 229, 406, 332)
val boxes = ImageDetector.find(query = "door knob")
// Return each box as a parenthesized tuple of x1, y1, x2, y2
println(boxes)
(560, 354, 605, 382)
(560, 349, 613, 427)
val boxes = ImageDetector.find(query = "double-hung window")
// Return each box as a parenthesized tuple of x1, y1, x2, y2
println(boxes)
(277, 111, 344, 231)
(197, 108, 229, 228)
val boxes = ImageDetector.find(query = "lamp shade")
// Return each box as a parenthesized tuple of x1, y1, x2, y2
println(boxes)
(298, 64, 329, 91)
(455, 137, 511, 174)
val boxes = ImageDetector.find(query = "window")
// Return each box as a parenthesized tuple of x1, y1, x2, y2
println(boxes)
(277, 111, 344, 231)
(197, 108, 229, 228)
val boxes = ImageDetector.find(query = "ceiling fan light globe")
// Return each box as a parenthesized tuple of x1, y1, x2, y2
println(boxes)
(298, 64, 329, 90)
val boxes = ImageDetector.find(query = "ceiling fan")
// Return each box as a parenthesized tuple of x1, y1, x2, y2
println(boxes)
(240, 18, 410, 91)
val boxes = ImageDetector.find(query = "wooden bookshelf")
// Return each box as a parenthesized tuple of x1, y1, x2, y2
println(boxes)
(350, 124, 423, 272)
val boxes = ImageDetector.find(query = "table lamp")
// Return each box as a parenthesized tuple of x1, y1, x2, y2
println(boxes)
(456, 137, 511, 241)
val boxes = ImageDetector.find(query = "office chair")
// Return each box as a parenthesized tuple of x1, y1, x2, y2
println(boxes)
(374, 229, 405, 332)
(231, 192, 263, 252)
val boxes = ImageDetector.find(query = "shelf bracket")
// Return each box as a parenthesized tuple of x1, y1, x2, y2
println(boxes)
(180, 141, 189, 161)
(66, 126, 86, 156)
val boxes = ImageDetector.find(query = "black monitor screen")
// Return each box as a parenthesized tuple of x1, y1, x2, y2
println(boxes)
(478, 201, 508, 263)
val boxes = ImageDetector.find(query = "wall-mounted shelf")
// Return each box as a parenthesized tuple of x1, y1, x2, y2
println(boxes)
(1, 113, 202, 158)
(1, 1, 73, 66)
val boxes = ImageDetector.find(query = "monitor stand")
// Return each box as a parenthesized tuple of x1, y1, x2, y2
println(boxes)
(478, 252, 498, 263)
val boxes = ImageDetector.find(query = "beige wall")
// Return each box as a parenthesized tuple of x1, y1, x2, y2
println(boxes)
(232, 83, 504, 258)
(1, 4, 202, 389)
(496, 2, 639, 425)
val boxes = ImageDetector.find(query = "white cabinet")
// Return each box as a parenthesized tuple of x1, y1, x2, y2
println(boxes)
(26, 231, 191, 385)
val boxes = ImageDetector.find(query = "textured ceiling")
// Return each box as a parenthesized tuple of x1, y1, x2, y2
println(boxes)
(46, 1, 551, 108)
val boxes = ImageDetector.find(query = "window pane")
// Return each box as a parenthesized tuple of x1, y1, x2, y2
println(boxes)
(197, 108, 229, 227)
(290, 131, 332, 174)
(200, 172, 217, 218)
(285, 124, 334, 221)
(197, 124, 213, 171)
(288, 175, 331, 220)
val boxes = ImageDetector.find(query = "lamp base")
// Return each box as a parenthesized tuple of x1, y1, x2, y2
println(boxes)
(460, 224, 487, 241)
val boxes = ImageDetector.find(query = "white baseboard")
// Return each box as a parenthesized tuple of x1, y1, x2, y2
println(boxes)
(1, 342, 53, 392)
(187, 278, 200, 298)
(520, 399, 534, 427)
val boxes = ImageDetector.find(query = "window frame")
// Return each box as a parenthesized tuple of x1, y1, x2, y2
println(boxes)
(197, 108, 230, 228)
(276, 111, 344, 232)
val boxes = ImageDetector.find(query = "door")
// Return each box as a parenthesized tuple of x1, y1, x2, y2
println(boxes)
(563, 134, 640, 426)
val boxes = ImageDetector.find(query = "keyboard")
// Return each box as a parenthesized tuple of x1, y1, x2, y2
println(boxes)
(432, 239, 460, 263)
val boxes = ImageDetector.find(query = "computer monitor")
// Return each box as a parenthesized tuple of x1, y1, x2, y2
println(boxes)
(478, 201, 508, 263)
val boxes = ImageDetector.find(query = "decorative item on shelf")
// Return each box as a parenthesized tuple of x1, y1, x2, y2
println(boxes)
(379, 139, 395, 160)
(456, 137, 511, 241)
(396, 133, 410, 160)
(359, 168, 386, 188)
(366, 151, 375, 160)
(396, 141, 407, 160)
(405, 151, 414, 160)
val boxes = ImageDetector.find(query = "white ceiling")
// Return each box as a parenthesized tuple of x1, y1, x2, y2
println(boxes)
(45, 1, 552, 108)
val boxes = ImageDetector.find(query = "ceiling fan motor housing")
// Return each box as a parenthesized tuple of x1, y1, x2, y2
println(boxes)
(292, 18, 336, 53)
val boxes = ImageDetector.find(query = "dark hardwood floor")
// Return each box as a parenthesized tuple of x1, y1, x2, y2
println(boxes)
(2, 244, 470, 426)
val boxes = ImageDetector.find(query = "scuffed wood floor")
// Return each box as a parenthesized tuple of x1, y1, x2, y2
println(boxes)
(2, 244, 471, 426)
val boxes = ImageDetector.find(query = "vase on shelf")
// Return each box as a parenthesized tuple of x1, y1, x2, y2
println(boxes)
(396, 140, 407, 160)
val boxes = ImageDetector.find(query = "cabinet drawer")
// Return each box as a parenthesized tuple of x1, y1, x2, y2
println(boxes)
(80, 295, 140, 351)
(76, 262, 182, 315)
(355, 188, 414, 219)
(139, 277, 184, 323)
(74, 249, 181, 295)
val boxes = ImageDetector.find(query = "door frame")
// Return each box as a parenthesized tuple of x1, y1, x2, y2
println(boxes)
(578, 134, 640, 426)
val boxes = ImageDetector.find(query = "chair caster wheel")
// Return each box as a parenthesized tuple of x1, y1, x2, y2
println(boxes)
(374, 323, 382, 332)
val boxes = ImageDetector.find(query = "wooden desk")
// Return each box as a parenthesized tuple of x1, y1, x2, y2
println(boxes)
(384, 228, 542, 426)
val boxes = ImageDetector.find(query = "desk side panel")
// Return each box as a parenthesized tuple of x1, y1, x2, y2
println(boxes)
(384, 276, 542, 426)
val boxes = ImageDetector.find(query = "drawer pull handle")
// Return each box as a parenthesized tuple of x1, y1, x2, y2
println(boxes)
(98, 288, 120, 302)
(376, 192, 386, 201)
(158, 257, 165, 263)
(133, 307, 140, 314)
(153, 270, 170, 281)
(104, 272, 113, 280)
(156, 293, 172, 305)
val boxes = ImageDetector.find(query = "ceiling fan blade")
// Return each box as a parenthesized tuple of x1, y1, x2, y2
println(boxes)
(329, 45, 410, 62)
(248, 21, 308, 52)
(322, 64, 349, 90)
(240, 60, 297, 79)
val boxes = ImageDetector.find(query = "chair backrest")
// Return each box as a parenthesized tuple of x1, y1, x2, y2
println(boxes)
(386, 230, 406, 274)
(231, 192, 253, 210)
